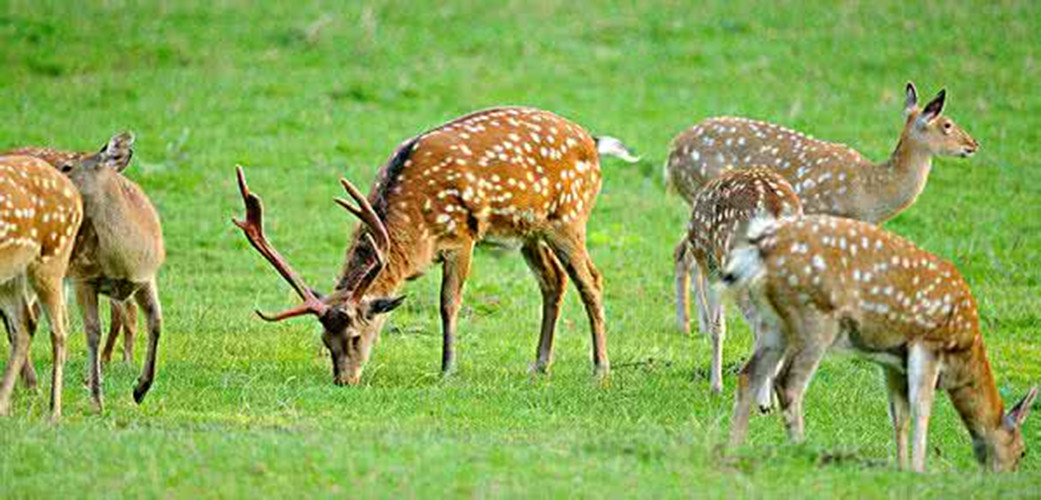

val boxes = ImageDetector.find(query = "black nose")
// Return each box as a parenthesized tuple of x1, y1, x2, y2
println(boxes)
(722, 273, 737, 285)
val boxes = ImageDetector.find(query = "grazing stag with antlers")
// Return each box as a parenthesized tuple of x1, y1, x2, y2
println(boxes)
(722, 214, 1037, 472)
(235, 107, 637, 385)
(666, 83, 979, 334)
(1, 145, 141, 381)
(680, 167, 801, 394)
(9, 134, 165, 409)
(0, 155, 82, 419)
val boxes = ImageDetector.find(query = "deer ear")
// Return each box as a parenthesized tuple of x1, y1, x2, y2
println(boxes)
(101, 131, 135, 172)
(919, 89, 946, 124)
(368, 295, 405, 316)
(1005, 386, 1038, 429)
(904, 82, 919, 116)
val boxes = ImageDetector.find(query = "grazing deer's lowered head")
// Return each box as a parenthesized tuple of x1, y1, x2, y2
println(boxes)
(722, 214, 1036, 472)
(236, 107, 636, 386)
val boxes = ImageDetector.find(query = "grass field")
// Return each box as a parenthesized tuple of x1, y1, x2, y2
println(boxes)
(1, 0, 1040, 497)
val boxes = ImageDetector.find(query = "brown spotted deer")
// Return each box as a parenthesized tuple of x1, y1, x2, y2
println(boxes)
(1, 146, 140, 382)
(234, 107, 636, 385)
(10, 134, 165, 410)
(0, 155, 82, 419)
(666, 83, 979, 334)
(721, 214, 1037, 472)
(679, 167, 801, 394)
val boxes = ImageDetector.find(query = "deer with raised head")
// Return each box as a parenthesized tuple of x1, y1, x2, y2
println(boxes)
(0, 155, 82, 419)
(666, 83, 979, 334)
(1, 145, 141, 381)
(235, 107, 637, 385)
(722, 214, 1037, 472)
(678, 167, 801, 394)
(11, 134, 165, 410)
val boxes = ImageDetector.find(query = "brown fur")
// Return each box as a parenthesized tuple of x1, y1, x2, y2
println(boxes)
(5, 134, 165, 409)
(237, 107, 635, 385)
(724, 214, 1037, 472)
(677, 167, 801, 393)
(0, 155, 82, 419)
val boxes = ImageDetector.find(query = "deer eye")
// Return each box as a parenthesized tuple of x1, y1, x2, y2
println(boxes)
(943, 122, 952, 130)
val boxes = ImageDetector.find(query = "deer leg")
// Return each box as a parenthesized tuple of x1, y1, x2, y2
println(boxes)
(31, 269, 70, 421)
(0, 277, 31, 416)
(122, 301, 138, 363)
(440, 243, 473, 375)
(21, 300, 39, 390)
(907, 343, 940, 473)
(728, 324, 785, 448)
(737, 292, 775, 411)
(883, 365, 911, 470)
(132, 279, 162, 403)
(699, 269, 727, 395)
(521, 240, 568, 374)
(772, 314, 834, 443)
(3, 304, 37, 391)
(101, 299, 121, 366)
(547, 232, 608, 378)
(674, 240, 692, 334)
(74, 281, 104, 412)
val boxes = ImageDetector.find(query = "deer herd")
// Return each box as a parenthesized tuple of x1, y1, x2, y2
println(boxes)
(0, 83, 1034, 473)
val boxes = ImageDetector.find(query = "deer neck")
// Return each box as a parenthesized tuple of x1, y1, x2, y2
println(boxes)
(335, 207, 430, 299)
(946, 340, 1006, 444)
(859, 133, 933, 223)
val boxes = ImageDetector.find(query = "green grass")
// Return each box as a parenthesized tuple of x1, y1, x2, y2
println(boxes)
(1, 0, 1039, 497)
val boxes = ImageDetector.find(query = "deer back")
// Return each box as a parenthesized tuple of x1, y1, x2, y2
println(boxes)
(0, 155, 82, 278)
(666, 117, 870, 211)
(687, 167, 801, 280)
(752, 215, 978, 352)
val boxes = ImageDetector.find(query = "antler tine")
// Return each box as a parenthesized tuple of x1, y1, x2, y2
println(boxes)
(337, 177, 390, 252)
(233, 166, 328, 319)
(350, 232, 387, 303)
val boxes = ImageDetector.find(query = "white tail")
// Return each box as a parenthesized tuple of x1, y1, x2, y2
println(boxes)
(596, 136, 640, 163)
(725, 214, 1037, 473)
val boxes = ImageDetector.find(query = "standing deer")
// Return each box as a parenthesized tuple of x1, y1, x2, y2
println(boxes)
(722, 214, 1037, 472)
(0, 155, 82, 419)
(666, 83, 979, 334)
(234, 107, 637, 385)
(680, 167, 801, 394)
(1, 146, 140, 382)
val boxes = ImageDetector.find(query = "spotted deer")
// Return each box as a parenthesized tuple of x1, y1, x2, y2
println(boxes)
(0, 155, 82, 419)
(679, 167, 801, 394)
(235, 107, 637, 385)
(1, 146, 140, 379)
(667, 83, 979, 334)
(722, 214, 1037, 472)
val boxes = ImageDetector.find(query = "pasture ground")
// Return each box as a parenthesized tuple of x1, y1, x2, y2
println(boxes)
(1, 1, 1039, 497)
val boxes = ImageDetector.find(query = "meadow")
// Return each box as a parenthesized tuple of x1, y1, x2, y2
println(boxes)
(1, 0, 1039, 497)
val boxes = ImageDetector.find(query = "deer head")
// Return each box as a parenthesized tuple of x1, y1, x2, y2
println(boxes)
(902, 83, 979, 158)
(59, 132, 136, 196)
(233, 167, 404, 386)
(975, 387, 1038, 472)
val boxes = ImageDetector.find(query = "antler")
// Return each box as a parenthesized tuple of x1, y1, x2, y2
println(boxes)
(334, 177, 390, 302)
(233, 166, 329, 321)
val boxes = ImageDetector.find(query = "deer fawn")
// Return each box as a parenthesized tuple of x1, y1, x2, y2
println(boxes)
(235, 107, 636, 385)
(666, 83, 979, 334)
(1, 146, 141, 380)
(10, 134, 165, 410)
(678, 167, 801, 394)
(722, 214, 1037, 472)
(0, 155, 82, 419)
